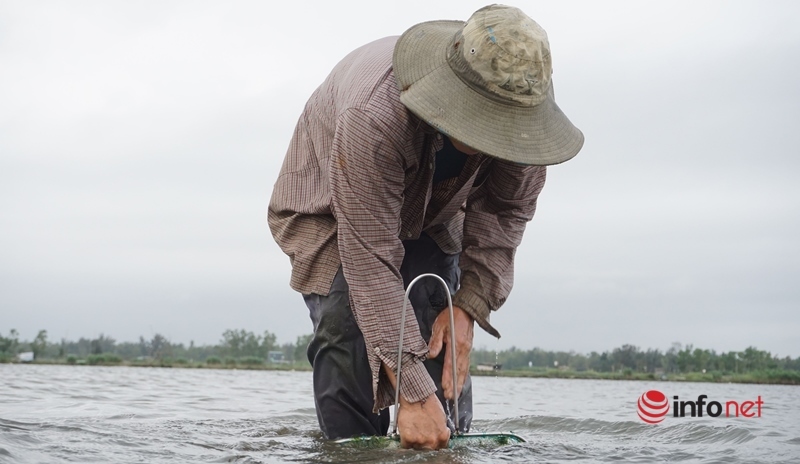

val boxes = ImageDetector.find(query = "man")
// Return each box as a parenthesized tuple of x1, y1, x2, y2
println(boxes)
(268, 5, 583, 450)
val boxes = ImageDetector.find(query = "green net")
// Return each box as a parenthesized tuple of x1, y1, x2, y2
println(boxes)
(334, 432, 526, 449)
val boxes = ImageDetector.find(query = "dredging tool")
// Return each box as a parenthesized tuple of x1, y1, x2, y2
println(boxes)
(335, 273, 526, 448)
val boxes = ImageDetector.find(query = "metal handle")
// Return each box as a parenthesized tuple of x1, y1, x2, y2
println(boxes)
(390, 273, 459, 437)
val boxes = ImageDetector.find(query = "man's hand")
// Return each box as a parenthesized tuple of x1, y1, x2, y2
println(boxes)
(397, 393, 450, 449)
(382, 362, 450, 449)
(428, 305, 474, 400)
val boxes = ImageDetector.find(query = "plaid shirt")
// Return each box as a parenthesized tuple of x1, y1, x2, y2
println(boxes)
(268, 36, 546, 412)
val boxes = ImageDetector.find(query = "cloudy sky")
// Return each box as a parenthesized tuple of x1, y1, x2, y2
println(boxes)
(1, 0, 798, 357)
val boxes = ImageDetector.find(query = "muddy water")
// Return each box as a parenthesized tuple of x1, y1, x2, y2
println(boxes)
(1, 364, 797, 463)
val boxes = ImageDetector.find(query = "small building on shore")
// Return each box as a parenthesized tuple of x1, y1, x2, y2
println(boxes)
(476, 363, 502, 371)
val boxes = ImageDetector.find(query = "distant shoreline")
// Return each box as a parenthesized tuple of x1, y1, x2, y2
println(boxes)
(7, 360, 798, 386)
(470, 368, 800, 385)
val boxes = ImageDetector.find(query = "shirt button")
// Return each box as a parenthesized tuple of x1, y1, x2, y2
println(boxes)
(375, 347, 381, 355)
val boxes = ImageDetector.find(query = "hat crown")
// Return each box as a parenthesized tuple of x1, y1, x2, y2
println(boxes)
(447, 5, 552, 107)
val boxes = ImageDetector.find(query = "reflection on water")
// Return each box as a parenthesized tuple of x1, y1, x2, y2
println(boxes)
(1, 364, 798, 463)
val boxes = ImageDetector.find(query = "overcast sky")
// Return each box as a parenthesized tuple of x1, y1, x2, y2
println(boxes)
(1, 0, 798, 358)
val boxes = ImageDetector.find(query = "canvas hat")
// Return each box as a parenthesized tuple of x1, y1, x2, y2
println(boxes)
(393, 4, 584, 165)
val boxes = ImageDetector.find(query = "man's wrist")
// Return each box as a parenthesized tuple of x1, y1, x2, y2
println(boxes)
(395, 357, 437, 404)
(453, 277, 500, 338)
(381, 357, 437, 405)
(453, 305, 475, 324)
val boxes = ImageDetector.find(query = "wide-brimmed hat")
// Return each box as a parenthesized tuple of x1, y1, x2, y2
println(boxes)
(393, 4, 584, 165)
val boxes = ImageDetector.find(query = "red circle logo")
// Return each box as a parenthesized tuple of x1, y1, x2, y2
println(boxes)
(637, 390, 669, 424)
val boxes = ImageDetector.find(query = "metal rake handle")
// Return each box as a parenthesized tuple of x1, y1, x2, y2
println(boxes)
(390, 273, 459, 437)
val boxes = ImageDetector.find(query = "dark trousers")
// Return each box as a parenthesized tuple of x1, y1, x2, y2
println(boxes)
(302, 233, 473, 439)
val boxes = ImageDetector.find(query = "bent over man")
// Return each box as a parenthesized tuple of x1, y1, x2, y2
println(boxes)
(268, 4, 584, 449)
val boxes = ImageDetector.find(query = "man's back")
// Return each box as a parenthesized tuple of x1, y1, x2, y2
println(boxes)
(269, 36, 438, 297)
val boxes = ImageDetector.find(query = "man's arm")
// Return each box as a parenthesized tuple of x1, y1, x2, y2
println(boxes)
(329, 107, 444, 435)
(441, 162, 547, 397)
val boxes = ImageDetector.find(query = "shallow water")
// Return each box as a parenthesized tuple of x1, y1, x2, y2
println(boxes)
(1, 364, 798, 463)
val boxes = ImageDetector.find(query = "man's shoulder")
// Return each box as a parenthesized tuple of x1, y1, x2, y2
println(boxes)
(323, 37, 424, 133)
(339, 36, 399, 75)
(322, 36, 398, 107)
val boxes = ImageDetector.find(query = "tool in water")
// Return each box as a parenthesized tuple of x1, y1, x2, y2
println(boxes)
(335, 273, 526, 448)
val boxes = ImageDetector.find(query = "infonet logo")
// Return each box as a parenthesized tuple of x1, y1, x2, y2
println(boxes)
(637, 390, 764, 424)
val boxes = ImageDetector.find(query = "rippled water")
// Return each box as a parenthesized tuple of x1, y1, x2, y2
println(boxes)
(1, 364, 798, 463)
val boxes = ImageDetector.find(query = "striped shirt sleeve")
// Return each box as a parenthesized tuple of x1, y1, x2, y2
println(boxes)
(329, 107, 437, 412)
(453, 162, 547, 337)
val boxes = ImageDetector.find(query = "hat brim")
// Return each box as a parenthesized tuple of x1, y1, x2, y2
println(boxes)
(393, 20, 584, 165)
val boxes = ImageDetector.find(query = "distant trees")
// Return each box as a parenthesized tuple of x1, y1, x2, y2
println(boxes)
(89, 334, 116, 355)
(471, 343, 800, 375)
(293, 334, 313, 364)
(1, 329, 20, 353)
(135, 334, 172, 359)
(31, 330, 48, 359)
(0, 329, 20, 361)
(0, 328, 313, 366)
(219, 329, 277, 359)
(3, 326, 798, 378)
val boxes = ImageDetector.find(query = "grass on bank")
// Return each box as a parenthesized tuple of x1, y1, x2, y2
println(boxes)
(53, 355, 313, 370)
(470, 367, 800, 385)
(9, 357, 799, 385)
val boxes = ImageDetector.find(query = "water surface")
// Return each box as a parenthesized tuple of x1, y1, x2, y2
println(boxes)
(1, 364, 798, 462)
